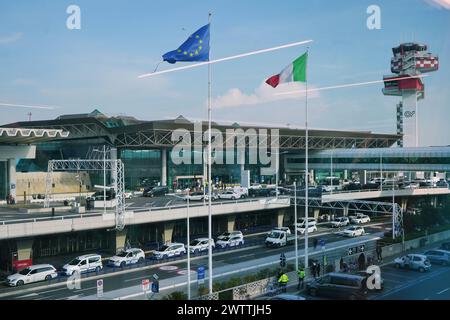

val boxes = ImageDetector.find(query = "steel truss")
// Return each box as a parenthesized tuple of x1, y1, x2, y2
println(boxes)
(44, 159, 125, 231)
(114, 129, 397, 149)
(293, 197, 404, 239)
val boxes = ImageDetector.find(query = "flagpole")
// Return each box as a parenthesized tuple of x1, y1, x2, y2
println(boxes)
(304, 47, 309, 272)
(207, 12, 213, 295)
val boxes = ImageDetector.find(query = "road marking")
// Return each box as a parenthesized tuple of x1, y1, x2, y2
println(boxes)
(437, 288, 450, 295)
(74, 286, 97, 293)
(65, 295, 80, 300)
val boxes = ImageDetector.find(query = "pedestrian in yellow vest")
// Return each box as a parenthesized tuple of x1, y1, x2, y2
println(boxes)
(278, 273, 289, 293)
(297, 268, 306, 290)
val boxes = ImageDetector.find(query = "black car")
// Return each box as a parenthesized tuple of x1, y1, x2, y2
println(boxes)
(440, 242, 450, 251)
(143, 186, 169, 197)
(248, 188, 274, 198)
(306, 273, 368, 300)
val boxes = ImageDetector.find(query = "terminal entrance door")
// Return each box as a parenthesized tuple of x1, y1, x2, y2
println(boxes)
(174, 175, 204, 190)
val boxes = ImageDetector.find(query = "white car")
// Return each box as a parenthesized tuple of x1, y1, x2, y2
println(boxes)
(350, 214, 371, 224)
(189, 238, 215, 254)
(273, 227, 291, 235)
(124, 191, 134, 199)
(218, 191, 242, 200)
(153, 243, 186, 260)
(217, 231, 243, 241)
(62, 254, 103, 276)
(331, 217, 350, 228)
(295, 218, 317, 229)
(216, 234, 244, 248)
(297, 225, 318, 235)
(184, 192, 205, 201)
(342, 226, 365, 237)
(394, 254, 431, 272)
(6, 264, 58, 287)
(108, 248, 146, 268)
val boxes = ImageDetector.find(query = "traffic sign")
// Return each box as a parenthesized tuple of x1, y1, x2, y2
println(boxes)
(151, 281, 159, 293)
(197, 266, 205, 284)
(97, 279, 103, 298)
(279, 253, 286, 268)
(142, 279, 150, 292)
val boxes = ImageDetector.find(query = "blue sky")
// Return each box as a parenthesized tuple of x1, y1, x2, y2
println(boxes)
(0, 0, 449, 146)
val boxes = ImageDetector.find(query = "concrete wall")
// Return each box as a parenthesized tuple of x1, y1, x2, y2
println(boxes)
(0, 198, 291, 240)
(16, 171, 92, 196)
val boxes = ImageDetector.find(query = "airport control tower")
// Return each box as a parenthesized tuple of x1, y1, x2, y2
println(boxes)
(383, 43, 438, 147)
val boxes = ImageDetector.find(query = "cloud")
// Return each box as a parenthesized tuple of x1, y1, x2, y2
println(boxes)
(211, 81, 320, 109)
(0, 32, 23, 45)
(425, 0, 450, 9)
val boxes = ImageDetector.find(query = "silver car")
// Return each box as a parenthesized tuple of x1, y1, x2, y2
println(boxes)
(394, 254, 431, 272)
(424, 249, 450, 266)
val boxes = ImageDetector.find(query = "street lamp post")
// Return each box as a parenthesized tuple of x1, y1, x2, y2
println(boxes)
(187, 191, 191, 299)
(294, 181, 298, 271)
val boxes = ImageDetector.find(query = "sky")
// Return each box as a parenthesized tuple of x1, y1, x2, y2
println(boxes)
(0, 0, 449, 146)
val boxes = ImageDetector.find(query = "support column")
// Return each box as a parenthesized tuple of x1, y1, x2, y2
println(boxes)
(276, 210, 285, 228)
(401, 198, 408, 211)
(110, 148, 118, 188)
(115, 228, 127, 253)
(161, 148, 167, 186)
(358, 170, 367, 184)
(313, 208, 320, 220)
(343, 204, 349, 217)
(16, 239, 33, 261)
(344, 170, 348, 180)
(163, 222, 175, 244)
(8, 159, 16, 200)
(226, 214, 236, 232)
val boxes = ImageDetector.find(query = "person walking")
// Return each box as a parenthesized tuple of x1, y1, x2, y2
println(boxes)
(278, 272, 289, 293)
(311, 261, 317, 279)
(313, 238, 318, 250)
(316, 262, 321, 278)
(376, 244, 383, 262)
(297, 268, 306, 290)
(339, 257, 344, 271)
(358, 252, 366, 271)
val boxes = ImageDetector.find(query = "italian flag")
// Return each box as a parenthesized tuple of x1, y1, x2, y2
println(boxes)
(266, 52, 308, 88)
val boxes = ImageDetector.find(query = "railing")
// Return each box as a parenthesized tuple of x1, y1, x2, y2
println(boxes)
(322, 185, 449, 196)
(0, 196, 290, 226)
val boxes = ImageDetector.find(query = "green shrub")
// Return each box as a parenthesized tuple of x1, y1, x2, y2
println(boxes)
(162, 291, 187, 300)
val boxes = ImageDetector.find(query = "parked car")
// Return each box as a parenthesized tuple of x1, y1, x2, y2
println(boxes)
(267, 294, 306, 300)
(331, 217, 350, 228)
(349, 213, 371, 224)
(183, 192, 205, 201)
(272, 227, 291, 235)
(217, 231, 243, 241)
(297, 224, 318, 235)
(62, 254, 103, 276)
(306, 273, 368, 300)
(342, 226, 365, 237)
(144, 186, 169, 197)
(216, 234, 244, 248)
(153, 243, 186, 260)
(218, 190, 242, 200)
(440, 242, 450, 251)
(6, 264, 58, 287)
(108, 248, 145, 268)
(124, 191, 134, 199)
(248, 188, 273, 198)
(295, 217, 317, 229)
(423, 249, 450, 266)
(189, 238, 215, 254)
(394, 254, 431, 272)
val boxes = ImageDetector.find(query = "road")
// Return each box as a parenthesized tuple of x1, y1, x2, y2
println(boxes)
(0, 221, 389, 300)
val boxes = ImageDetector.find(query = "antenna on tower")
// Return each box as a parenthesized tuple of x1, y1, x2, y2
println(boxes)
(27, 112, 32, 121)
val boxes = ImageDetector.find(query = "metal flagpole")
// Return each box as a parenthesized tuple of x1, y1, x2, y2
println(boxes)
(207, 12, 213, 295)
(294, 181, 298, 271)
(304, 48, 309, 270)
(103, 145, 106, 214)
(187, 192, 191, 299)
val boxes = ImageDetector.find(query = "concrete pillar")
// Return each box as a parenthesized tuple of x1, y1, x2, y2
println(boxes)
(344, 170, 348, 180)
(358, 170, 367, 184)
(226, 214, 236, 232)
(115, 228, 127, 252)
(16, 239, 33, 261)
(161, 148, 167, 186)
(163, 222, 175, 243)
(8, 159, 16, 200)
(313, 208, 320, 220)
(276, 211, 285, 228)
(401, 198, 408, 211)
(343, 204, 349, 216)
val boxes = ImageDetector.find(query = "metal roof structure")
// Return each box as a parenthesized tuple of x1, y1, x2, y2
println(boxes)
(2, 110, 400, 150)
(0, 128, 69, 145)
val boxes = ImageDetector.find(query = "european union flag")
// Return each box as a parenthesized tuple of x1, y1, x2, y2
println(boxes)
(162, 24, 210, 64)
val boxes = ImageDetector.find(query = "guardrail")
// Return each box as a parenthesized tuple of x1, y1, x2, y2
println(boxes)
(322, 185, 449, 196)
(0, 196, 290, 226)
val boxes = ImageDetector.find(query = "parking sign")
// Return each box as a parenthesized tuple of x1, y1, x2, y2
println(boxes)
(97, 279, 103, 298)
(142, 279, 150, 292)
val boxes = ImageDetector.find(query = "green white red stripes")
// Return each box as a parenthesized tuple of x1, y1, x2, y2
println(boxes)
(266, 52, 308, 88)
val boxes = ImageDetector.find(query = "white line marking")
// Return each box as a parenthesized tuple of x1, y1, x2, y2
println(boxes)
(437, 288, 450, 295)
(17, 292, 39, 298)
(138, 40, 313, 78)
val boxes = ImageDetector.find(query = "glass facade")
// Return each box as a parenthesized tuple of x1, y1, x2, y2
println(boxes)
(0, 161, 7, 200)
(119, 149, 161, 190)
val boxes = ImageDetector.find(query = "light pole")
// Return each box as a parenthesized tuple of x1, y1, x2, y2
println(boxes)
(186, 191, 191, 299)
(294, 181, 298, 271)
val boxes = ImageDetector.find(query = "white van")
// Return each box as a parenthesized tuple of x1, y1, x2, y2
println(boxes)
(62, 254, 103, 276)
(295, 218, 317, 229)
